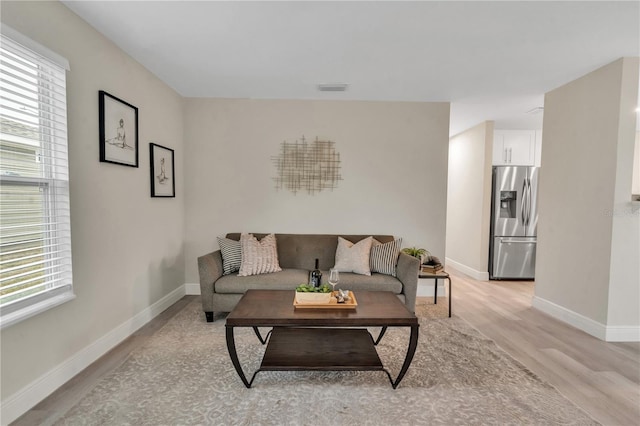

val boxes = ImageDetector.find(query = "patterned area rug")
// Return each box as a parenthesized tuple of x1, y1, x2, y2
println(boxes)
(56, 297, 598, 425)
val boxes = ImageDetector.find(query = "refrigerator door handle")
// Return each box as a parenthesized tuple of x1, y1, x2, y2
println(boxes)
(528, 178, 533, 226)
(521, 179, 527, 223)
(524, 178, 531, 227)
(500, 238, 535, 244)
(528, 178, 532, 226)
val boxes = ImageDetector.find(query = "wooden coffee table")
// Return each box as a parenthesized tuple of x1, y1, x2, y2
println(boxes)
(225, 290, 419, 389)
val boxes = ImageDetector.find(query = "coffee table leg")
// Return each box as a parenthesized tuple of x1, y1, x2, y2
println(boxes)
(373, 326, 388, 345)
(252, 326, 272, 344)
(391, 324, 419, 389)
(225, 325, 252, 388)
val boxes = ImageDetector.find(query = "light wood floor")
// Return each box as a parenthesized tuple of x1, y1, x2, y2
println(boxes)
(444, 268, 639, 426)
(13, 272, 640, 425)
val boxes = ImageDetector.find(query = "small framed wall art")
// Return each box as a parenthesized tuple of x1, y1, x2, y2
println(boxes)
(150, 143, 175, 198)
(99, 90, 139, 167)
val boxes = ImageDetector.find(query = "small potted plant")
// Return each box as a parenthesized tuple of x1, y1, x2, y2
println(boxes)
(295, 283, 332, 304)
(401, 247, 430, 265)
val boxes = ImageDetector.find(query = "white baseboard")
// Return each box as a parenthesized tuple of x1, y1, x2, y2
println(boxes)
(605, 326, 640, 342)
(1, 286, 186, 425)
(185, 283, 201, 295)
(532, 296, 640, 342)
(445, 257, 489, 281)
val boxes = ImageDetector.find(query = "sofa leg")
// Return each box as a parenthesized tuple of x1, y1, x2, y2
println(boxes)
(205, 311, 214, 322)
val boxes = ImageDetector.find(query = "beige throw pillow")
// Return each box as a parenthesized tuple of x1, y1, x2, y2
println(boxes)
(333, 236, 373, 276)
(238, 233, 282, 276)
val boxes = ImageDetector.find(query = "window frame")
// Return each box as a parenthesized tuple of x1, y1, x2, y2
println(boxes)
(0, 26, 74, 329)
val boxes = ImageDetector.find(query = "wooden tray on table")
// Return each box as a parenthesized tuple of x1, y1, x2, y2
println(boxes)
(293, 291, 358, 309)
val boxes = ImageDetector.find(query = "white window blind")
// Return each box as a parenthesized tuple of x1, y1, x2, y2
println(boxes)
(0, 30, 74, 328)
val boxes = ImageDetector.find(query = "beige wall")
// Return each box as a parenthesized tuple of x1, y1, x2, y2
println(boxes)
(535, 58, 639, 337)
(183, 98, 450, 284)
(445, 121, 493, 279)
(1, 0, 185, 405)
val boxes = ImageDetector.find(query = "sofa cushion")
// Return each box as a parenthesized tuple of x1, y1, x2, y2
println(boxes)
(214, 269, 403, 295)
(331, 272, 403, 294)
(334, 236, 373, 275)
(215, 269, 310, 293)
(238, 233, 282, 276)
(217, 237, 242, 275)
(370, 238, 402, 277)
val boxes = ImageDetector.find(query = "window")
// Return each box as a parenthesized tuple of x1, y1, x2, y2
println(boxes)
(0, 27, 73, 328)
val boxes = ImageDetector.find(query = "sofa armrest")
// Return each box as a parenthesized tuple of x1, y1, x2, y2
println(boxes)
(197, 250, 224, 312)
(396, 252, 419, 312)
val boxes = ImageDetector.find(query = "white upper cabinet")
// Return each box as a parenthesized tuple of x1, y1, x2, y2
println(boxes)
(493, 130, 537, 166)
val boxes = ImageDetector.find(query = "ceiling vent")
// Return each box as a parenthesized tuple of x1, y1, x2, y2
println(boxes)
(317, 83, 349, 92)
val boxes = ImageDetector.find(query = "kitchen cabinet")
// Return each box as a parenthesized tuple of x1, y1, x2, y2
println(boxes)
(493, 130, 536, 166)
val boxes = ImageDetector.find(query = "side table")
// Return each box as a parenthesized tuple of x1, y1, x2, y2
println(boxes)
(418, 270, 451, 317)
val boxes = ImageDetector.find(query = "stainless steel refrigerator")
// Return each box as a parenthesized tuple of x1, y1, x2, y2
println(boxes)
(489, 166, 539, 280)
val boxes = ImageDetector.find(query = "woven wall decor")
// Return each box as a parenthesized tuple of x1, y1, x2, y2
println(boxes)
(272, 136, 342, 195)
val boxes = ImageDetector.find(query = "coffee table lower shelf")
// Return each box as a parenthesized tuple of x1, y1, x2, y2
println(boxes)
(261, 327, 384, 370)
(235, 327, 400, 388)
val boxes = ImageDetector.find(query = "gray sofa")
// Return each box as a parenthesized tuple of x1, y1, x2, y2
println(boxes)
(197, 233, 420, 322)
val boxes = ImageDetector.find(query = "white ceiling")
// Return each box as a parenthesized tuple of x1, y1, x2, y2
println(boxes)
(61, 1, 639, 136)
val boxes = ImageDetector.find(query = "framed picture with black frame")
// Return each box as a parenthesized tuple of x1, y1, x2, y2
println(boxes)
(150, 143, 175, 198)
(99, 90, 139, 167)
